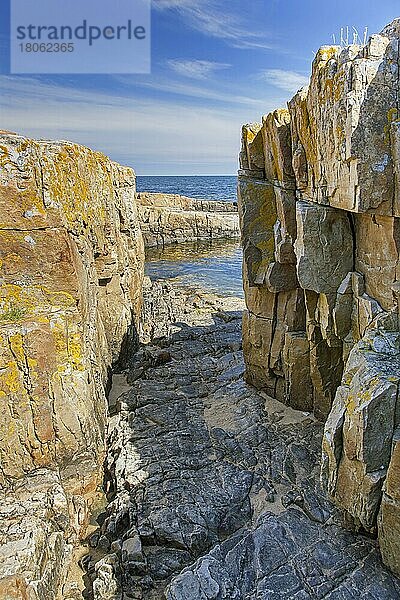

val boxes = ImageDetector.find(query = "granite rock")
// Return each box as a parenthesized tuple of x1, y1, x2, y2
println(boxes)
(92, 280, 400, 598)
(238, 19, 400, 576)
(0, 133, 145, 597)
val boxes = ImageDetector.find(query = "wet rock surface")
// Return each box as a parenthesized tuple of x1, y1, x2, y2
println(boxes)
(91, 282, 400, 599)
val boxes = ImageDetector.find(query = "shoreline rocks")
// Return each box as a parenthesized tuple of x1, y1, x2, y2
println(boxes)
(89, 278, 400, 599)
(136, 192, 240, 248)
(0, 133, 145, 598)
(238, 18, 400, 575)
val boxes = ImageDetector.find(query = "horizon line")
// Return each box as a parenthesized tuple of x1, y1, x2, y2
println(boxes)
(136, 173, 237, 177)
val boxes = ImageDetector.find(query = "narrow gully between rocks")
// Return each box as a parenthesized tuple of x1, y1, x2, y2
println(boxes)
(80, 271, 400, 600)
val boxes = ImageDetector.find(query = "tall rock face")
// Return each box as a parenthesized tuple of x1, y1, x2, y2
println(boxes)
(238, 19, 400, 576)
(0, 133, 145, 597)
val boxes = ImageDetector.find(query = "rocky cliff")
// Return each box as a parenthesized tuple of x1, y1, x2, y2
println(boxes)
(238, 19, 400, 577)
(136, 192, 239, 247)
(0, 133, 145, 598)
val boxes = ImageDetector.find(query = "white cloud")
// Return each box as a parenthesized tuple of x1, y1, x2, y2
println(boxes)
(259, 69, 309, 93)
(0, 76, 281, 174)
(114, 75, 265, 108)
(167, 59, 230, 80)
(152, 0, 274, 50)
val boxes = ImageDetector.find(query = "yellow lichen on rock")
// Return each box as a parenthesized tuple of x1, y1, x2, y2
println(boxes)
(0, 131, 145, 597)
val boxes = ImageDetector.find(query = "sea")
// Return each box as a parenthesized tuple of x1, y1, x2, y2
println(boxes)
(137, 176, 243, 298)
(137, 175, 237, 203)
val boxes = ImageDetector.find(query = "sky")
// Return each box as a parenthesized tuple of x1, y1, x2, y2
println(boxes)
(0, 0, 399, 175)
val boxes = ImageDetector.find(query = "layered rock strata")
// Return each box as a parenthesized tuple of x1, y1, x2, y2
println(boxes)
(88, 279, 400, 599)
(0, 133, 144, 597)
(238, 19, 400, 576)
(136, 192, 239, 248)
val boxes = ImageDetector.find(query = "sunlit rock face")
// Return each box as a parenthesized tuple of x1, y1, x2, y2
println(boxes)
(238, 19, 400, 576)
(136, 192, 240, 248)
(0, 133, 145, 597)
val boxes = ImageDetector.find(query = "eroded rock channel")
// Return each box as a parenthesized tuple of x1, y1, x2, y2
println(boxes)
(88, 279, 400, 599)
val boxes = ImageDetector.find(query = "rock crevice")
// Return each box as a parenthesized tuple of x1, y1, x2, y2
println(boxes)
(88, 280, 400, 599)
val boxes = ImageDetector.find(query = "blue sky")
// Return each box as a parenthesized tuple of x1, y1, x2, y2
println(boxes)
(0, 0, 399, 175)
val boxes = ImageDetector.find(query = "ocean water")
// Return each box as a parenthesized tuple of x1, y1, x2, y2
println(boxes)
(140, 176, 243, 298)
(137, 175, 237, 203)
(145, 239, 244, 298)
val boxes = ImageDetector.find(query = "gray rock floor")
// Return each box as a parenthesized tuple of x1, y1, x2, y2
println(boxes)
(91, 287, 400, 599)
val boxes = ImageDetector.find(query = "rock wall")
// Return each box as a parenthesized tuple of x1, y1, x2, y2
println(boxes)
(0, 133, 145, 597)
(136, 192, 239, 247)
(238, 19, 400, 576)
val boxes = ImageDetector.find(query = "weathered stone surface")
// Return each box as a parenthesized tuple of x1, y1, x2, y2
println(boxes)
(0, 470, 72, 600)
(264, 261, 298, 293)
(288, 31, 400, 215)
(240, 123, 265, 175)
(294, 200, 353, 295)
(282, 332, 312, 412)
(239, 19, 400, 576)
(355, 213, 400, 311)
(237, 178, 276, 287)
(136, 193, 239, 248)
(242, 309, 276, 394)
(322, 322, 400, 534)
(167, 509, 400, 600)
(262, 109, 295, 187)
(0, 133, 145, 596)
(379, 430, 400, 577)
(89, 279, 399, 598)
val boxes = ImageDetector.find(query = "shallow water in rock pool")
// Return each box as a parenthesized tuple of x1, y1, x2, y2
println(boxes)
(144, 238, 244, 298)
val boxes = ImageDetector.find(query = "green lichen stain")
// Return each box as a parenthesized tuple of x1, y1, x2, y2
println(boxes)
(0, 305, 27, 323)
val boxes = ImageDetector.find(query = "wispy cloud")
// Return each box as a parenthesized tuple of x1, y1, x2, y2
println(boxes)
(153, 0, 274, 50)
(167, 59, 230, 80)
(0, 76, 277, 174)
(114, 75, 268, 108)
(259, 69, 309, 93)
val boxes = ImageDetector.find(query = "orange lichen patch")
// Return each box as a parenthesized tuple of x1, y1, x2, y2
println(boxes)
(9, 332, 25, 363)
(388, 107, 399, 123)
(333, 69, 347, 102)
(273, 108, 291, 123)
(242, 123, 262, 145)
(40, 287, 77, 309)
(317, 62, 345, 107)
(2, 361, 23, 394)
(384, 107, 400, 143)
(315, 45, 340, 65)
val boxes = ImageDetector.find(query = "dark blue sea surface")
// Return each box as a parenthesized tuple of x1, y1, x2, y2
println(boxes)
(145, 239, 244, 298)
(137, 175, 237, 203)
